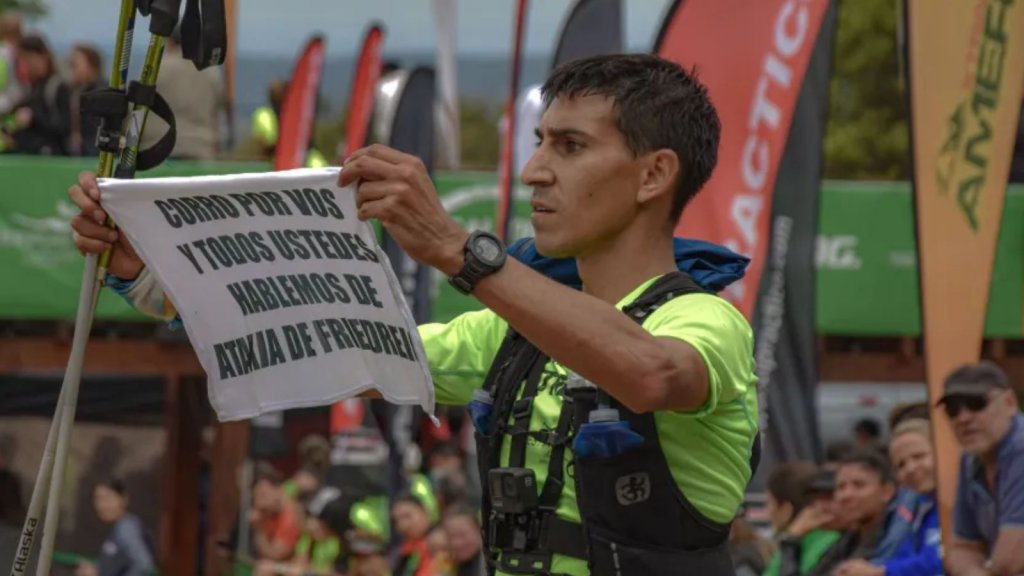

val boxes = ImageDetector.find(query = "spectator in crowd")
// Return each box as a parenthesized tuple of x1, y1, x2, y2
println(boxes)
(75, 479, 155, 576)
(782, 452, 896, 576)
(943, 361, 1024, 576)
(433, 472, 470, 519)
(67, 43, 104, 156)
(8, 34, 70, 155)
(441, 503, 483, 576)
(427, 440, 464, 485)
(282, 465, 322, 504)
(391, 491, 435, 576)
(250, 79, 286, 158)
(424, 526, 455, 575)
(251, 461, 303, 563)
(824, 440, 856, 470)
(282, 434, 329, 504)
(342, 497, 392, 576)
(256, 487, 344, 576)
(888, 401, 930, 432)
(427, 439, 472, 516)
(730, 515, 772, 576)
(140, 26, 224, 160)
(853, 418, 883, 453)
(347, 546, 392, 576)
(835, 418, 942, 576)
(763, 462, 840, 576)
(0, 11, 23, 116)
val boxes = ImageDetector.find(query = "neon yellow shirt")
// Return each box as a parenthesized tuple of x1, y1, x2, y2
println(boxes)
(418, 276, 759, 575)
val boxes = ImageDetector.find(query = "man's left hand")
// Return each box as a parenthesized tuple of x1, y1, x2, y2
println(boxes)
(339, 144, 468, 275)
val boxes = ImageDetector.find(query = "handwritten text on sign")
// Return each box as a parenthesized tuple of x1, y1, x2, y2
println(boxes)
(100, 168, 434, 422)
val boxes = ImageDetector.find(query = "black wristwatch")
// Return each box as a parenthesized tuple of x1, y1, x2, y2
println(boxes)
(448, 230, 507, 295)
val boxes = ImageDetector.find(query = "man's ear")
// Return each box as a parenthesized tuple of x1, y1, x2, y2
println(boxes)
(636, 149, 680, 206)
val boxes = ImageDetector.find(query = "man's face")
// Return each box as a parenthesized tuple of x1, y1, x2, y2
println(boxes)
(17, 51, 47, 83)
(70, 50, 95, 86)
(834, 464, 894, 528)
(443, 515, 482, 563)
(252, 479, 281, 514)
(392, 500, 429, 541)
(522, 94, 664, 258)
(947, 390, 1017, 455)
(889, 431, 935, 494)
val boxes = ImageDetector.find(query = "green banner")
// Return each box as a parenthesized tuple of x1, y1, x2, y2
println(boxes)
(0, 156, 1020, 336)
(816, 180, 1024, 337)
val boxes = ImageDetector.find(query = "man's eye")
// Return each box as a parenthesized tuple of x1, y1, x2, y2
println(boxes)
(564, 140, 582, 153)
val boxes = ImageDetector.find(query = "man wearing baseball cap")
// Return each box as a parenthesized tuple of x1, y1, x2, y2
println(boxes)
(941, 361, 1024, 576)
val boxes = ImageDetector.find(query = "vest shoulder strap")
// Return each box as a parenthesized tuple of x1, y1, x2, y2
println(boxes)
(623, 271, 706, 321)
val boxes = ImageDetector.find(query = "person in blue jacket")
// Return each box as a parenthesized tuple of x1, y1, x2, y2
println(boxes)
(835, 418, 942, 576)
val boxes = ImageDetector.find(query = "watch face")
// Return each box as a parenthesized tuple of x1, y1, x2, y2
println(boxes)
(472, 235, 504, 264)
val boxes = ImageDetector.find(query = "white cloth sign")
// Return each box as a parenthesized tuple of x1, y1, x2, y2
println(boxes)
(100, 168, 435, 422)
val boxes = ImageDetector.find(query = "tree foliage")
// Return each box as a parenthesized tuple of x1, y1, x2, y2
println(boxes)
(458, 101, 500, 169)
(0, 0, 47, 17)
(823, 0, 909, 180)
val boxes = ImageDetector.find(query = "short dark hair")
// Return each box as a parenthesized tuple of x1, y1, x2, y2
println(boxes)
(854, 418, 882, 439)
(889, 401, 930, 430)
(767, 461, 819, 515)
(17, 34, 54, 76)
(839, 450, 895, 485)
(17, 33, 49, 56)
(824, 439, 856, 464)
(97, 478, 127, 497)
(442, 501, 479, 525)
(393, 490, 426, 511)
(541, 54, 720, 222)
(253, 461, 283, 487)
(72, 44, 103, 75)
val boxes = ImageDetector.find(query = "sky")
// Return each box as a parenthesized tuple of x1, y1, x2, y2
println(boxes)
(30, 0, 673, 57)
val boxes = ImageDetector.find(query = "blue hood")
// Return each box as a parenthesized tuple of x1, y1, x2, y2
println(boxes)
(507, 237, 749, 293)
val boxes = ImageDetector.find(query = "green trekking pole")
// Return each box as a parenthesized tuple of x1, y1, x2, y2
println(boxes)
(34, 2, 182, 574)
(12, 0, 226, 572)
(8, 3, 138, 575)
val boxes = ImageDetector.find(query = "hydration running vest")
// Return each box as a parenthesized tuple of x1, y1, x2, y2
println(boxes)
(474, 272, 760, 576)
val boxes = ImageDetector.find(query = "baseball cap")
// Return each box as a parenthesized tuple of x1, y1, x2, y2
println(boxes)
(937, 360, 1010, 404)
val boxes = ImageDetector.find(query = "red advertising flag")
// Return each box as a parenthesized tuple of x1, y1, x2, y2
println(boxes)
(657, 0, 831, 318)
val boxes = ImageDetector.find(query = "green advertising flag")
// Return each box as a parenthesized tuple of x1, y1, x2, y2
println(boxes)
(0, 156, 1020, 336)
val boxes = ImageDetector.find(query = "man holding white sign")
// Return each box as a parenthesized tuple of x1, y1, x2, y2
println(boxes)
(70, 54, 759, 576)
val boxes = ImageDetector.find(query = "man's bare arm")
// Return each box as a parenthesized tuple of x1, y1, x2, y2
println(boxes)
(988, 528, 1024, 576)
(946, 539, 990, 576)
(466, 258, 710, 414)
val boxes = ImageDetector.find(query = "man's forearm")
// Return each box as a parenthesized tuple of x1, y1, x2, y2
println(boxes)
(946, 547, 989, 576)
(469, 258, 707, 413)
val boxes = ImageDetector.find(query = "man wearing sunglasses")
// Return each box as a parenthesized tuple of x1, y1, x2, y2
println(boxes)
(942, 361, 1024, 576)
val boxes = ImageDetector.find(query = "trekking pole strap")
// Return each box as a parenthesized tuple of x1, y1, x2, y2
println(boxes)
(182, 0, 228, 69)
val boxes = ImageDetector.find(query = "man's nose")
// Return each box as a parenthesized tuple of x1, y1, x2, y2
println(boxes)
(520, 147, 553, 187)
(953, 409, 975, 426)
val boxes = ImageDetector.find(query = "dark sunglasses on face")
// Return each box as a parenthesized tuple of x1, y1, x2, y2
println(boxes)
(943, 394, 989, 418)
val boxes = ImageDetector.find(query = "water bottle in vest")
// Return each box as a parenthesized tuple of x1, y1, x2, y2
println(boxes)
(568, 372, 644, 458)
(468, 389, 494, 434)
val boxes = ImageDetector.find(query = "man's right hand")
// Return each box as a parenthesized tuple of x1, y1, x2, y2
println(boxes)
(786, 502, 835, 538)
(69, 171, 144, 280)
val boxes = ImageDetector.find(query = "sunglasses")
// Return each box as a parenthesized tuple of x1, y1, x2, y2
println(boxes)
(943, 395, 989, 418)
